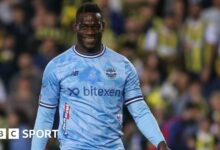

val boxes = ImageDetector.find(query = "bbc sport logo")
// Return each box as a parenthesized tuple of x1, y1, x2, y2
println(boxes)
(0, 128, 58, 139)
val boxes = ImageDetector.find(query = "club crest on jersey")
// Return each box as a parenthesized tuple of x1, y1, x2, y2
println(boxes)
(105, 68, 117, 79)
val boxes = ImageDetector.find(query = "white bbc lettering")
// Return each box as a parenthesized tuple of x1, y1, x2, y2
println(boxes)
(0, 128, 6, 139)
(0, 128, 58, 139)
(23, 129, 29, 138)
(8, 128, 19, 139)
(22, 129, 58, 138)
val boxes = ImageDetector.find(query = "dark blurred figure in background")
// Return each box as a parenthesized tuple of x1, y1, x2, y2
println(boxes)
(9, 52, 41, 96)
(7, 76, 38, 127)
(167, 102, 201, 150)
(7, 109, 31, 150)
(8, 4, 33, 55)
(0, 34, 17, 87)
(209, 91, 220, 148)
(34, 38, 58, 71)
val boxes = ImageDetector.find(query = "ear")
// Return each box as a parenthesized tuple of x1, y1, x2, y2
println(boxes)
(73, 21, 77, 32)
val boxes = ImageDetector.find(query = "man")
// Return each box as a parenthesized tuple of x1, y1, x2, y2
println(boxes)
(31, 2, 170, 150)
(181, 0, 217, 83)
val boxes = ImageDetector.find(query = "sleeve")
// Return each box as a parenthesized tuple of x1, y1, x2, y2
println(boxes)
(31, 61, 60, 150)
(124, 60, 165, 147)
(127, 101, 165, 147)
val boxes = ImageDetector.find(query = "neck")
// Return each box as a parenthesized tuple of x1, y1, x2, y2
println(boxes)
(75, 44, 102, 55)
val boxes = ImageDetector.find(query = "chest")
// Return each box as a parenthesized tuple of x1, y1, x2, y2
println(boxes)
(58, 59, 125, 92)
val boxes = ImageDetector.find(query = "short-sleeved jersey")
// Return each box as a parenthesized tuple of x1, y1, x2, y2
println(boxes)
(39, 45, 144, 149)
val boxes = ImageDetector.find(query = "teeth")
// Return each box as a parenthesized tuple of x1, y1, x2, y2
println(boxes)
(84, 37, 95, 42)
(85, 38, 94, 40)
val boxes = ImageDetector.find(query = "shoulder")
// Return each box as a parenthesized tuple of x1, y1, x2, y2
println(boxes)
(105, 46, 129, 63)
(105, 46, 135, 71)
(51, 47, 74, 65)
(44, 47, 74, 73)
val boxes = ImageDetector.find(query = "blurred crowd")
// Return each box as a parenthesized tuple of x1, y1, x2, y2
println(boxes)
(0, 0, 220, 150)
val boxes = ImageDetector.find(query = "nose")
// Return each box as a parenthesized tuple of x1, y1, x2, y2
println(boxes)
(85, 27, 96, 35)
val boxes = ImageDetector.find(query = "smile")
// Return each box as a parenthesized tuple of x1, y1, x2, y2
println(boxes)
(84, 37, 96, 42)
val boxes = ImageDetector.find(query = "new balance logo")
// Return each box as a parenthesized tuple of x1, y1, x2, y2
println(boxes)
(71, 70, 79, 76)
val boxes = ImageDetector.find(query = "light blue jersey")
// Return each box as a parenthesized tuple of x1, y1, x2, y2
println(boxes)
(31, 45, 165, 150)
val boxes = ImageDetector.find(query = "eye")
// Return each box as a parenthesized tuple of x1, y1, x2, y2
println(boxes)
(91, 24, 102, 30)
(76, 22, 103, 31)
(79, 24, 88, 30)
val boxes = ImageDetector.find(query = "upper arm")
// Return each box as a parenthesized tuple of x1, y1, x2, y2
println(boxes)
(123, 60, 144, 106)
(39, 62, 60, 109)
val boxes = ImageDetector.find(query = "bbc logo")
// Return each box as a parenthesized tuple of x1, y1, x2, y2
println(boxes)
(0, 128, 19, 139)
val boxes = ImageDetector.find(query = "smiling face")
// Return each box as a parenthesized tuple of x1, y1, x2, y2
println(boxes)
(74, 12, 104, 53)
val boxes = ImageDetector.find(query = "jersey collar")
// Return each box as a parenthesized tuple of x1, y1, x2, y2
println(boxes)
(73, 44, 106, 58)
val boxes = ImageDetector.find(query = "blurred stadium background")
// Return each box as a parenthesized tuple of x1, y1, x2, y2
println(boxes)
(0, 0, 220, 149)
